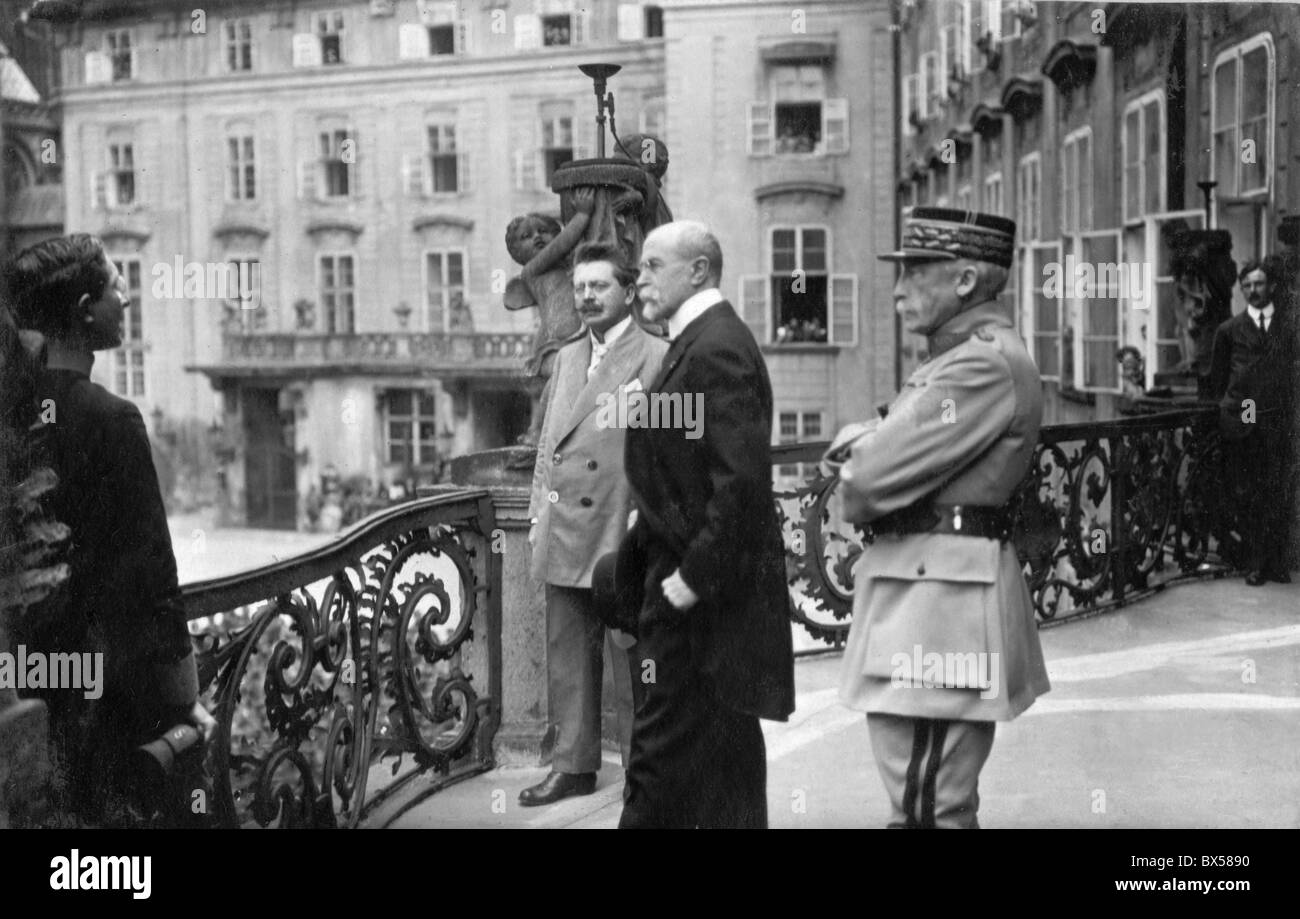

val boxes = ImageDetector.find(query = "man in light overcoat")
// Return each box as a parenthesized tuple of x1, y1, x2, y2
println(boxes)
(824, 207, 1049, 828)
(521, 242, 669, 806)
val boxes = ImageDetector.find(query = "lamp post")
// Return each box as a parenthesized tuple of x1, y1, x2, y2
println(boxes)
(577, 62, 621, 159)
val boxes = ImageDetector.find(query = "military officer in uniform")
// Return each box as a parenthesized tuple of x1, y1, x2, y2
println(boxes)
(824, 207, 1049, 828)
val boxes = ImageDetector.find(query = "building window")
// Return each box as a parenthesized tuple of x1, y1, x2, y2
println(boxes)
(1068, 230, 1123, 391)
(1060, 128, 1093, 234)
(645, 5, 664, 37)
(639, 98, 666, 142)
(772, 227, 828, 343)
(320, 129, 353, 198)
(956, 184, 973, 211)
(920, 51, 941, 117)
(317, 10, 345, 65)
(425, 250, 466, 332)
(941, 1, 972, 81)
(227, 258, 263, 332)
(386, 390, 438, 467)
(428, 123, 458, 193)
(227, 135, 256, 201)
(319, 254, 356, 334)
(109, 143, 135, 207)
(1021, 242, 1061, 379)
(1122, 91, 1165, 224)
(225, 19, 253, 71)
(111, 257, 145, 397)
(542, 14, 573, 46)
(540, 103, 574, 185)
(1146, 210, 1206, 377)
(776, 410, 824, 478)
(428, 24, 456, 54)
(749, 66, 848, 157)
(1016, 152, 1041, 241)
(983, 172, 1003, 214)
(1212, 34, 1273, 198)
(106, 30, 133, 81)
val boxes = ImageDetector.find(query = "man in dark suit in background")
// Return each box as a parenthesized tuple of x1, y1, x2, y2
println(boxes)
(1209, 259, 1296, 585)
(616, 220, 795, 828)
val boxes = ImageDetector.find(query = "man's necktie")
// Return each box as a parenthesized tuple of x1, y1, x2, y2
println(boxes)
(588, 340, 608, 380)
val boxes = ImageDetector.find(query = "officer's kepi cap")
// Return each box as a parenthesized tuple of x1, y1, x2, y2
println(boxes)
(878, 206, 1017, 269)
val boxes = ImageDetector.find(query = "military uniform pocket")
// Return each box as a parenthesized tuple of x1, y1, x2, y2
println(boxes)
(857, 536, 1000, 688)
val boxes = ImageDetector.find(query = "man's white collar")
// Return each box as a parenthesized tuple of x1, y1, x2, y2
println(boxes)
(667, 287, 723, 340)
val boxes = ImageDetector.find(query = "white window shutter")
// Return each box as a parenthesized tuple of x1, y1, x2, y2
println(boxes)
(399, 23, 428, 59)
(91, 170, 107, 209)
(455, 19, 472, 55)
(514, 14, 541, 50)
(823, 98, 849, 154)
(738, 275, 771, 344)
(347, 130, 359, 198)
(830, 274, 859, 346)
(457, 151, 472, 193)
(292, 33, 322, 67)
(85, 51, 111, 85)
(401, 154, 427, 197)
(514, 149, 538, 191)
(572, 10, 590, 45)
(747, 102, 773, 157)
(902, 75, 918, 135)
(297, 158, 318, 200)
(618, 4, 644, 41)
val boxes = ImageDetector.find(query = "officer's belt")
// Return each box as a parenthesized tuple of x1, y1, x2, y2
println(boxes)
(871, 503, 1012, 541)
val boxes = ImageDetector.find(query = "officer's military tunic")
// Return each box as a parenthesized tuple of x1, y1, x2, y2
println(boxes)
(836, 299, 1050, 721)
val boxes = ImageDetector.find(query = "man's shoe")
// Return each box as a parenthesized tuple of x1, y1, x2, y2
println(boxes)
(1245, 570, 1267, 586)
(518, 771, 597, 807)
(1268, 569, 1292, 584)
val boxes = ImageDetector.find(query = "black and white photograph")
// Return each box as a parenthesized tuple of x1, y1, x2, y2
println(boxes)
(0, 0, 1295, 860)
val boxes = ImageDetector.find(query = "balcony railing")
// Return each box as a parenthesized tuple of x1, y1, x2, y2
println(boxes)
(777, 407, 1238, 647)
(182, 408, 1236, 826)
(212, 331, 534, 376)
(183, 490, 501, 828)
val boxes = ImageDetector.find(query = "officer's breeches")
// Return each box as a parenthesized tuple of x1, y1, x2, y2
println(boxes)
(867, 713, 995, 828)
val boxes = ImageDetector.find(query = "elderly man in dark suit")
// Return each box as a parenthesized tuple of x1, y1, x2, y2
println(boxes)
(612, 219, 795, 829)
(1208, 259, 1296, 585)
(520, 242, 669, 806)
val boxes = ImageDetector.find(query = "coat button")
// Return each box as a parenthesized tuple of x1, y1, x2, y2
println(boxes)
(580, 497, 593, 507)
(587, 460, 598, 470)
(916, 563, 926, 576)
(553, 453, 562, 465)
(548, 490, 558, 503)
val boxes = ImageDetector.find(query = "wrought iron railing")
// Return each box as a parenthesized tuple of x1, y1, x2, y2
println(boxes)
(182, 490, 501, 828)
(775, 407, 1238, 647)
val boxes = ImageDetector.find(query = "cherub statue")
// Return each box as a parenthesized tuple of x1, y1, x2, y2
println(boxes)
(504, 186, 595, 445)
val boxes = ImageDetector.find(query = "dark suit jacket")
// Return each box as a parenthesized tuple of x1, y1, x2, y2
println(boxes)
(622, 299, 795, 721)
(1208, 308, 1295, 441)
(18, 369, 192, 722)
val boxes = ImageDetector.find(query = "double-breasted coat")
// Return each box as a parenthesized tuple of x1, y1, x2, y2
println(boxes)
(831, 300, 1050, 722)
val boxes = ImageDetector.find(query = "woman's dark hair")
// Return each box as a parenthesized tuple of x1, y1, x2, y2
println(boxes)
(1116, 345, 1142, 363)
(2, 233, 110, 340)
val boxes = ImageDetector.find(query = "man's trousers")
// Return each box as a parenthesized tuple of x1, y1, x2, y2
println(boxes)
(619, 615, 768, 829)
(867, 713, 995, 829)
(546, 584, 635, 773)
(1225, 423, 1292, 575)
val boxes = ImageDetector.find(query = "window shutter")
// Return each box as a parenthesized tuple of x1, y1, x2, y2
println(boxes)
(823, 98, 849, 154)
(830, 274, 859, 346)
(401, 154, 426, 197)
(292, 33, 322, 67)
(514, 14, 541, 50)
(457, 151, 472, 193)
(738, 275, 770, 344)
(747, 102, 773, 157)
(514, 149, 538, 191)
(297, 158, 318, 200)
(92, 170, 108, 210)
(347, 129, 359, 198)
(618, 4, 644, 40)
(573, 95, 594, 159)
(455, 19, 473, 55)
(399, 23, 428, 59)
(572, 10, 590, 45)
(85, 51, 111, 85)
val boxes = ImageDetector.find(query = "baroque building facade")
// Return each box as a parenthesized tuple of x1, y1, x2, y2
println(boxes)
(50, 0, 894, 529)
(898, 0, 1299, 423)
